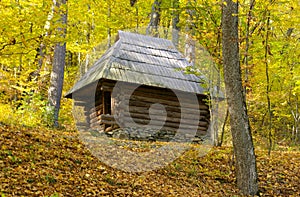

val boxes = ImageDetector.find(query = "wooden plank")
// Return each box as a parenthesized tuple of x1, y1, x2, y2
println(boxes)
(130, 89, 208, 105)
(103, 81, 208, 98)
(90, 116, 99, 124)
(123, 117, 205, 130)
(90, 111, 101, 119)
(125, 95, 209, 110)
(89, 104, 103, 113)
(90, 114, 117, 127)
(124, 112, 209, 127)
(99, 114, 115, 121)
(90, 114, 115, 123)
(120, 105, 210, 117)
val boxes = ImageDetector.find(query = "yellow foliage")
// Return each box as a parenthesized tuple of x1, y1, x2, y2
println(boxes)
(0, 104, 16, 125)
(0, 103, 42, 127)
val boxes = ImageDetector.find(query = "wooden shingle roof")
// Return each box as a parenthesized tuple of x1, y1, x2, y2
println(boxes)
(65, 31, 206, 98)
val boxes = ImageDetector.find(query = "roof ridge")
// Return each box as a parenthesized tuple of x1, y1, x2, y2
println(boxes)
(65, 31, 206, 97)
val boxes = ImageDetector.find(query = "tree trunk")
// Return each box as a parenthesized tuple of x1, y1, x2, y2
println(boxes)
(107, 0, 112, 48)
(172, 0, 180, 47)
(185, 0, 196, 65)
(31, 2, 56, 90)
(48, 0, 67, 127)
(146, 0, 161, 37)
(243, 0, 255, 95)
(264, 10, 273, 156)
(218, 107, 229, 147)
(222, 0, 258, 195)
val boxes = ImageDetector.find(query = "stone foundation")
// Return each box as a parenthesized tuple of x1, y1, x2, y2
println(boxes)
(88, 127, 209, 143)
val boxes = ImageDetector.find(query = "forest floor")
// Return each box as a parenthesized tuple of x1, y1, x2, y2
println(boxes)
(0, 124, 299, 197)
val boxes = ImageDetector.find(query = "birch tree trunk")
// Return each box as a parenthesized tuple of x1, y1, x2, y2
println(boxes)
(48, 0, 67, 127)
(31, 2, 55, 89)
(222, 0, 258, 195)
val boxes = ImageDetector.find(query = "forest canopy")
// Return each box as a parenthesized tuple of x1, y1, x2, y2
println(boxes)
(0, 0, 299, 146)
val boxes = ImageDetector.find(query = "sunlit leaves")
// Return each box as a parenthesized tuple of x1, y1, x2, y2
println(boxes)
(237, 0, 300, 141)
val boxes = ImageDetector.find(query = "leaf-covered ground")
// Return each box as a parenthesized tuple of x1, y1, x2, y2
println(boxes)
(0, 125, 299, 196)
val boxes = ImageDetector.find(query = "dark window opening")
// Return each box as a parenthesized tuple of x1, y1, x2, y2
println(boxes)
(103, 91, 112, 114)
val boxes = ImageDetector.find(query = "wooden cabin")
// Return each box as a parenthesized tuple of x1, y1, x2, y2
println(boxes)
(65, 31, 210, 141)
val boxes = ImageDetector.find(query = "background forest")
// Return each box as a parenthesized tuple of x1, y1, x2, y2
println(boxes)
(0, 0, 299, 148)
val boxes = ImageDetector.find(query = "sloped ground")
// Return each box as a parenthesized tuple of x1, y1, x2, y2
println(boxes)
(0, 125, 299, 196)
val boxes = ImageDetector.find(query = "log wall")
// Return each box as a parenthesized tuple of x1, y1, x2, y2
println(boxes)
(75, 80, 210, 138)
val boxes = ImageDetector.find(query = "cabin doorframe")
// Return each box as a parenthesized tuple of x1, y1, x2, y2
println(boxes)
(103, 91, 112, 115)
